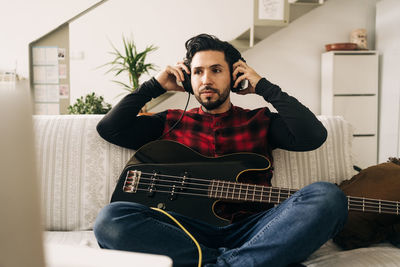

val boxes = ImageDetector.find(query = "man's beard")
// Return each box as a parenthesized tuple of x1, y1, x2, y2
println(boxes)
(195, 86, 230, 111)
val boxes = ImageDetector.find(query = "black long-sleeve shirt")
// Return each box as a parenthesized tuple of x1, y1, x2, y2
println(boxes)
(97, 77, 327, 154)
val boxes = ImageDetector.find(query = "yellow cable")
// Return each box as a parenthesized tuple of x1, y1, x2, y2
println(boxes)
(151, 207, 202, 267)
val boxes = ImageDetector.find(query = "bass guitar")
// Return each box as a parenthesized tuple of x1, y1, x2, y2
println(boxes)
(111, 140, 400, 226)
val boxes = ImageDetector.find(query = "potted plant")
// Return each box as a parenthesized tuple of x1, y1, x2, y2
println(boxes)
(68, 92, 112, 114)
(103, 35, 158, 111)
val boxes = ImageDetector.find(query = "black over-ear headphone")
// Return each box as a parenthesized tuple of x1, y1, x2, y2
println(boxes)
(181, 57, 249, 94)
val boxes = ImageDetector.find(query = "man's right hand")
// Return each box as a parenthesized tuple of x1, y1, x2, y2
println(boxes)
(155, 62, 190, 92)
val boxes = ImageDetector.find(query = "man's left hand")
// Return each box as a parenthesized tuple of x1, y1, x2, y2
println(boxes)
(232, 60, 262, 94)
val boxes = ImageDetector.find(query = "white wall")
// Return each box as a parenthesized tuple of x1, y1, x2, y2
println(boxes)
(69, 0, 379, 115)
(376, 0, 400, 161)
(242, 0, 379, 114)
(1, 0, 380, 115)
(0, 0, 100, 77)
(69, 0, 252, 106)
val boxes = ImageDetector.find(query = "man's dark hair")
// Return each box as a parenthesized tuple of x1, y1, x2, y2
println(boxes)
(184, 33, 243, 73)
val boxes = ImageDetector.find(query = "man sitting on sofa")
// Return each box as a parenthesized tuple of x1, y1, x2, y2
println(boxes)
(94, 33, 348, 267)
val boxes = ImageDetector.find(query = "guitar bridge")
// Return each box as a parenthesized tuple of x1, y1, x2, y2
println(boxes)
(123, 170, 141, 193)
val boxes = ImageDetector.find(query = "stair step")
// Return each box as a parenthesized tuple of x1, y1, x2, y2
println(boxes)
(230, 0, 324, 52)
(290, 1, 323, 22)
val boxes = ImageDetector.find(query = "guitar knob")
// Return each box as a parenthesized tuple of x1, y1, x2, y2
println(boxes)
(157, 203, 166, 210)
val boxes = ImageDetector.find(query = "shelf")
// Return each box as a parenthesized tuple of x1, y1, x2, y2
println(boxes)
(230, 0, 324, 51)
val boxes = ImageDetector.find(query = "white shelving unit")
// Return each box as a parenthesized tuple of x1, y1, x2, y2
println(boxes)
(321, 50, 379, 169)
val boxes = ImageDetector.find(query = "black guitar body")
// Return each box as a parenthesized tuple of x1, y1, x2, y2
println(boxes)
(111, 140, 272, 226)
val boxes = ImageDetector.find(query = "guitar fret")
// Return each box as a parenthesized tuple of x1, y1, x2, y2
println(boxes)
(209, 180, 214, 198)
(278, 188, 281, 204)
(252, 185, 255, 202)
(227, 181, 231, 199)
(362, 197, 365, 212)
(379, 200, 381, 213)
(220, 181, 225, 199)
(232, 182, 236, 200)
(347, 196, 350, 211)
(245, 184, 249, 201)
(212, 180, 215, 198)
(260, 186, 264, 202)
(268, 187, 272, 203)
(214, 180, 218, 198)
(226, 182, 232, 199)
(219, 180, 222, 198)
(211, 180, 214, 198)
(216, 180, 221, 198)
(230, 181, 234, 199)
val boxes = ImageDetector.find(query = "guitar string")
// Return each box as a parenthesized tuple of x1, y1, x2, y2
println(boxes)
(127, 172, 400, 210)
(347, 198, 400, 213)
(126, 177, 292, 203)
(125, 175, 400, 214)
(128, 173, 400, 211)
(126, 174, 293, 199)
(129, 171, 400, 208)
(127, 178, 279, 201)
(127, 170, 295, 193)
(127, 186, 400, 215)
(347, 197, 399, 209)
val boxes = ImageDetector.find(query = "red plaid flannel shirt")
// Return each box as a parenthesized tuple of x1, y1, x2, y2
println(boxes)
(162, 105, 272, 159)
(162, 105, 274, 221)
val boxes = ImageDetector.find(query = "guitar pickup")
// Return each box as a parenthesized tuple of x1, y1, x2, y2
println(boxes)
(123, 170, 141, 193)
(147, 171, 158, 197)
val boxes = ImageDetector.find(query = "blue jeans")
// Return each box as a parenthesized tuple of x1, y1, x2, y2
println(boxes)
(94, 182, 348, 267)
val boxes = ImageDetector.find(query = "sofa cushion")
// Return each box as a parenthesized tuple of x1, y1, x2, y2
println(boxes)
(303, 244, 400, 267)
(45, 230, 99, 248)
(34, 115, 133, 231)
(272, 115, 355, 189)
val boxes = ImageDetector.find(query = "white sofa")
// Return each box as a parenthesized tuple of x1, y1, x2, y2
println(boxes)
(34, 114, 400, 266)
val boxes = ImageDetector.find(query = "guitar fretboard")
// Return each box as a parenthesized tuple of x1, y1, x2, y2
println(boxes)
(208, 180, 295, 204)
(208, 180, 400, 215)
(347, 196, 400, 215)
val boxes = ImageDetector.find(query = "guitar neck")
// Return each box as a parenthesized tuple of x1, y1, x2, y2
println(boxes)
(347, 196, 400, 215)
(208, 180, 400, 215)
(208, 180, 295, 205)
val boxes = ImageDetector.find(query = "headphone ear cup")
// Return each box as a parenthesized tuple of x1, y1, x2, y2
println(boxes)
(181, 60, 193, 94)
(182, 69, 193, 94)
(231, 57, 248, 92)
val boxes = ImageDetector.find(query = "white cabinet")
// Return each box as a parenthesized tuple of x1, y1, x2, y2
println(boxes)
(321, 51, 379, 169)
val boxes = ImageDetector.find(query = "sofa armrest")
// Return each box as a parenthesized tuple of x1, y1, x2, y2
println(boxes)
(34, 115, 133, 231)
